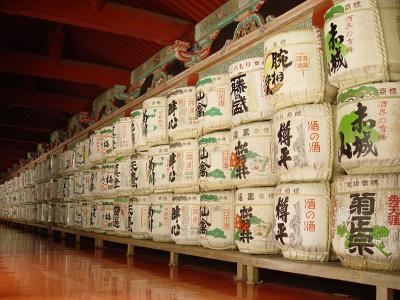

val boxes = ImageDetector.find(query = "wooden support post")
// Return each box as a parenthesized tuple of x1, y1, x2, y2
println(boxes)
(75, 234, 81, 244)
(61, 231, 66, 240)
(127, 244, 135, 256)
(169, 252, 179, 267)
(236, 263, 247, 282)
(376, 287, 394, 300)
(246, 265, 259, 285)
(236, 282, 246, 299)
(169, 266, 178, 280)
(95, 238, 103, 249)
(246, 285, 255, 300)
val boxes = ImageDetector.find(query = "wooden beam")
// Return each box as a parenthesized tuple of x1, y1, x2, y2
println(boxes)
(0, 0, 194, 45)
(0, 110, 66, 130)
(0, 50, 130, 88)
(0, 88, 90, 113)
(0, 125, 53, 134)
(0, 138, 38, 145)
(0, 140, 36, 152)
(0, 127, 49, 142)
(89, 0, 105, 11)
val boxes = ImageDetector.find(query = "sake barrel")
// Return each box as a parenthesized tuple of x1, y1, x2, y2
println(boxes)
(149, 194, 173, 242)
(229, 57, 273, 126)
(200, 191, 236, 250)
(91, 200, 104, 233)
(170, 194, 201, 245)
(100, 125, 115, 160)
(54, 202, 62, 224)
(113, 156, 132, 196)
(45, 179, 59, 200)
(59, 177, 72, 201)
(148, 145, 171, 193)
(35, 203, 41, 222)
(129, 195, 150, 239)
(198, 131, 232, 191)
(131, 109, 147, 152)
(273, 103, 333, 182)
(48, 202, 56, 223)
(59, 203, 67, 226)
(196, 74, 231, 134)
(73, 202, 82, 228)
(89, 130, 103, 163)
(273, 183, 331, 261)
(98, 163, 117, 198)
(336, 82, 400, 174)
(73, 171, 85, 200)
(230, 121, 278, 188)
(143, 96, 168, 146)
(66, 202, 75, 227)
(68, 176, 77, 201)
(169, 139, 199, 193)
(50, 154, 61, 178)
(264, 28, 336, 111)
(235, 188, 281, 254)
(82, 170, 93, 200)
(323, 0, 400, 89)
(113, 117, 134, 156)
(43, 159, 52, 181)
(74, 141, 86, 170)
(113, 197, 130, 236)
(101, 199, 114, 232)
(332, 174, 400, 271)
(90, 165, 101, 197)
(82, 138, 91, 169)
(61, 150, 75, 175)
(131, 151, 150, 195)
(81, 201, 92, 230)
(167, 87, 197, 141)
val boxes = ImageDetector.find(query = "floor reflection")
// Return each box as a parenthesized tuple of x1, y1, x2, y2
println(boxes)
(0, 225, 349, 300)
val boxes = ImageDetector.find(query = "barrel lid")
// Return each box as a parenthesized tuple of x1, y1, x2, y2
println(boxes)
(167, 86, 195, 98)
(129, 195, 149, 203)
(229, 57, 264, 77)
(150, 193, 172, 203)
(170, 139, 198, 151)
(337, 82, 400, 105)
(143, 96, 168, 108)
(333, 173, 400, 192)
(172, 193, 200, 203)
(324, 0, 374, 22)
(273, 103, 332, 121)
(131, 109, 142, 118)
(196, 73, 229, 88)
(231, 121, 272, 139)
(236, 187, 275, 204)
(199, 131, 231, 146)
(276, 182, 330, 196)
(148, 144, 170, 156)
(200, 191, 235, 203)
(264, 28, 318, 52)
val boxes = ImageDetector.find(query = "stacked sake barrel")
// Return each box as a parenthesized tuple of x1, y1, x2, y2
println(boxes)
(264, 27, 337, 261)
(324, 0, 400, 271)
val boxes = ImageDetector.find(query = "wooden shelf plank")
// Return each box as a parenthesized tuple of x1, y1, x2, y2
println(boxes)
(42, 224, 400, 291)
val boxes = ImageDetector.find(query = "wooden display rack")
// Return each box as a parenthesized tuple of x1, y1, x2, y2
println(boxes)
(6, 0, 324, 179)
(1, 218, 398, 300)
(2, 1, 399, 299)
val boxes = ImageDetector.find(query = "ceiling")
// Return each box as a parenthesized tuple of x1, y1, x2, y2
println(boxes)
(0, 0, 229, 176)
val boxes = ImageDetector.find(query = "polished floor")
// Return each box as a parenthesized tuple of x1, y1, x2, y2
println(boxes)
(0, 224, 359, 300)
